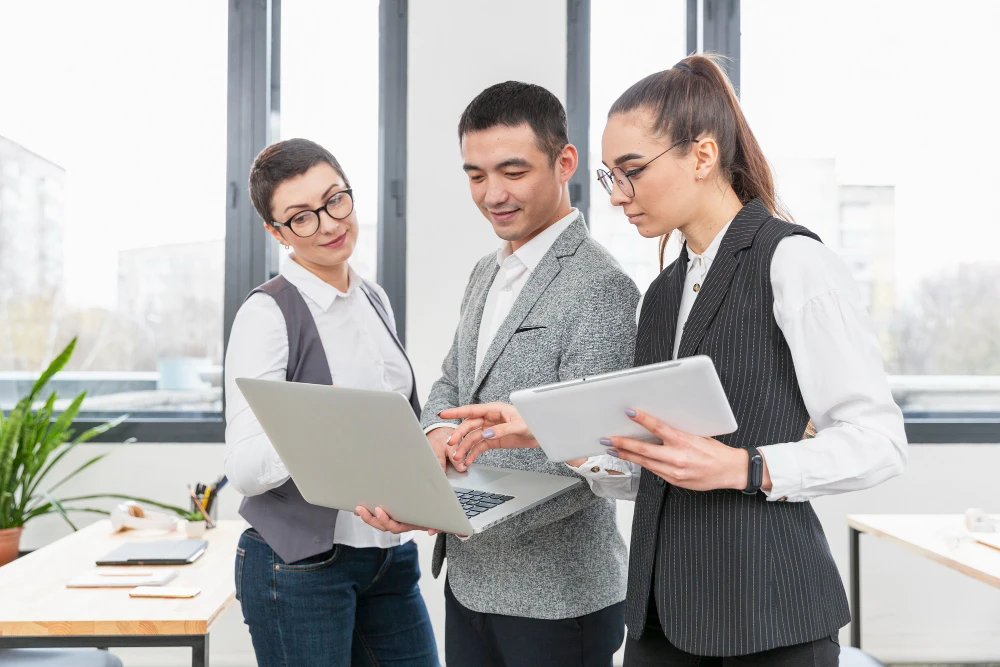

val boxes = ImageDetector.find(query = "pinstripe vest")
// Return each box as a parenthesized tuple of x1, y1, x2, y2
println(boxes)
(626, 198, 851, 656)
(237, 275, 421, 564)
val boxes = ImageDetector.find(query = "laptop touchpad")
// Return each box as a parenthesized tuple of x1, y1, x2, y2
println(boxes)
(447, 466, 511, 486)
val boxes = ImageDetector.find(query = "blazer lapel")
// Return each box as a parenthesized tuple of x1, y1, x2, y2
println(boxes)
(469, 217, 588, 398)
(656, 244, 688, 362)
(677, 198, 771, 358)
(460, 262, 500, 405)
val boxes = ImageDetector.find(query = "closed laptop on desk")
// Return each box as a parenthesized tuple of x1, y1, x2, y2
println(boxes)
(96, 539, 208, 566)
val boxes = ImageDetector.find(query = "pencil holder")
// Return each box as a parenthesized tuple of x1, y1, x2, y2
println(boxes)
(191, 495, 218, 527)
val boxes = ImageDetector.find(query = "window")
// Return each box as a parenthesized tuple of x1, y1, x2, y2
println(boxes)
(278, 0, 381, 282)
(742, 0, 1000, 420)
(589, 0, 688, 293)
(0, 3, 227, 419)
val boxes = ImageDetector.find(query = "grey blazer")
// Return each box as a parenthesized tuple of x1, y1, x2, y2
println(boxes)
(421, 215, 640, 620)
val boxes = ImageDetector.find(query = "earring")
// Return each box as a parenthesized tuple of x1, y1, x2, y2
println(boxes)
(281, 242, 289, 249)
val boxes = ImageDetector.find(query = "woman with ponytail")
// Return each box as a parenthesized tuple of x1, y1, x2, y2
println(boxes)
(441, 55, 907, 665)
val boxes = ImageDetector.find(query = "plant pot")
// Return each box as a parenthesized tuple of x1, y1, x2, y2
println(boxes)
(185, 520, 207, 538)
(0, 526, 23, 567)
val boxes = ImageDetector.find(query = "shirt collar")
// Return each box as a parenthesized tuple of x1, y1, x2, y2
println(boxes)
(686, 219, 733, 273)
(280, 256, 359, 311)
(495, 208, 579, 272)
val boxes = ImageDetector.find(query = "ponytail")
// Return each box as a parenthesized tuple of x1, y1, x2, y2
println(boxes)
(609, 54, 791, 269)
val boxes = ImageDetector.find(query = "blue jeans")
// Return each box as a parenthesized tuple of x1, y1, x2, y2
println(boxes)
(236, 528, 439, 667)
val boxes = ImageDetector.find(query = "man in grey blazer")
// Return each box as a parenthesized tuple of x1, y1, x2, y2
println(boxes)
(361, 82, 640, 666)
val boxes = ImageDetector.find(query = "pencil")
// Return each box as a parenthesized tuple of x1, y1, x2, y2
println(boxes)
(187, 485, 216, 528)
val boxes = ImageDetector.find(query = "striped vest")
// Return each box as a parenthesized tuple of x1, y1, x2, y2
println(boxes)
(626, 198, 851, 655)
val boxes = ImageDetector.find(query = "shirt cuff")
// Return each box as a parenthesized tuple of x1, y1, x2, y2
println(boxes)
(567, 455, 635, 479)
(423, 422, 456, 435)
(758, 443, 802, 502)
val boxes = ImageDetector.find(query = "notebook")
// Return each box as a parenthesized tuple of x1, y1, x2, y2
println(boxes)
(67, 568, 178, 588)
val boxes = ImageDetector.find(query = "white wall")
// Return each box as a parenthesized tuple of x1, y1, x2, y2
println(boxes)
(406, 0, 568, 404)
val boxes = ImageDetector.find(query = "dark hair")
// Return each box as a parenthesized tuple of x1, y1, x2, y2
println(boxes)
(609, 54, 790, 267)
(458, 81, 569, 165)
(248, 138, 350, 224)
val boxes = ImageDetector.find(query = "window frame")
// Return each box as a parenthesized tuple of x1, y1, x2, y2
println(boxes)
(574, 0, 1000, 444)
(50, 0, 408, 443)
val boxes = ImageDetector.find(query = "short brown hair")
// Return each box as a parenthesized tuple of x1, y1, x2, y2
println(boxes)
(248, 138, 350, 224)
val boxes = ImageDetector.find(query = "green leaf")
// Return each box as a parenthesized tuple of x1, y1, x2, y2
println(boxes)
(58, 493, 194, 518)
(24, 505, 109, 522)
(25, 339, 76, 405)
(42, 452, 110, 497)
(74, 413, 129, 444)
(40, 491, 78, 531)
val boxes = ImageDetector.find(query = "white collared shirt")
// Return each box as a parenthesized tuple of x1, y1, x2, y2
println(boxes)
(224, 258, 415, 549)
(570, 223, 908, 503)
(476, 209, 580, 374)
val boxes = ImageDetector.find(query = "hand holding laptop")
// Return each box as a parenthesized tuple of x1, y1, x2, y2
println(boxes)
(354, 505, 454, 537)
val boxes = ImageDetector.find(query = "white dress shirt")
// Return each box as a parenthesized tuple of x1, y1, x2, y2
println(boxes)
(425, 209, 580, 433)
(224, 258, 415, 549)
(570, 222, 908, 503)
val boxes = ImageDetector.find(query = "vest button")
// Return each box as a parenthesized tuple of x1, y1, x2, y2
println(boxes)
(655, 475, 667, 487)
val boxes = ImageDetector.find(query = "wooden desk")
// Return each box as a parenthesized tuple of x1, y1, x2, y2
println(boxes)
(847, 514, 1000, 649)
(0, 520, 244, 667)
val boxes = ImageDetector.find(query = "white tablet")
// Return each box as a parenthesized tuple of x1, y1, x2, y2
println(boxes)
(509, 355, 738, 462)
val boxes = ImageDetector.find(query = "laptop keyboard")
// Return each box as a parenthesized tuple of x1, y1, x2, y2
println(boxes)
(452, 488, 515, 518)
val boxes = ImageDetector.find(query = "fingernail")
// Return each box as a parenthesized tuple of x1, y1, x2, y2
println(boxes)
(607, 449, 620, 458)
(625, 408, 638, 418)
(483, 429, 495, 438)
(600, 437, 613, 446)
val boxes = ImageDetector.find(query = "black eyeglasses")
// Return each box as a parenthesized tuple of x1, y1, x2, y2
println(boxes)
(272, 188, 354, 238)
(596, 138, 697, 197)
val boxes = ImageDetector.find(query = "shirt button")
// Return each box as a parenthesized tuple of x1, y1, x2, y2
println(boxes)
(591, 466, 601, 473)
(693, 283, 701, 292)
(778, 496, 788, 502)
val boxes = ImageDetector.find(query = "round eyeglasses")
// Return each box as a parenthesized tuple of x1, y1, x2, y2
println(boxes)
(271, 188, 354, 238)
(596, 139, 697, 198)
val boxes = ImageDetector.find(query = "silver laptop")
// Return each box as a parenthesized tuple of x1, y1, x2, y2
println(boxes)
(235, 378, 581, 536)
(95, 539, 207, 566)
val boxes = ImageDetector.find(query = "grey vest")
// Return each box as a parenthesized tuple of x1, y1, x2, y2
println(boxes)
(237, 275, 420, 564)
(627, 199, 851, 655)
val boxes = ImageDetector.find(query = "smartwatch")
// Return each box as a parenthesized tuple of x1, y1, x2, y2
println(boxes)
(742, 445, 763, 495)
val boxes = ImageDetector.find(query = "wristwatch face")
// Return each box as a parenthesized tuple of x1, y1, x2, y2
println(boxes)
(750, 454, 763, 487)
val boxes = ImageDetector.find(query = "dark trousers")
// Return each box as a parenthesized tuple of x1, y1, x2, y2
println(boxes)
(444, 578, 625, 667)
(237, 528, 438, 667)
(623, 597, 840, 666)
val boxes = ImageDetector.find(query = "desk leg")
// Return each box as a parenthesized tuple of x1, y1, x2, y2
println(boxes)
(192, 634, 209, 667)
(850, 527, 861, 648)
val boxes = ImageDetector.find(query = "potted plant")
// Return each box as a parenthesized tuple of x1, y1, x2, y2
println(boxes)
(0, 338, 128, 566)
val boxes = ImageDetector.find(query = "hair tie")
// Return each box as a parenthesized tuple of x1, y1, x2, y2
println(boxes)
(673, 61, 693, 72)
